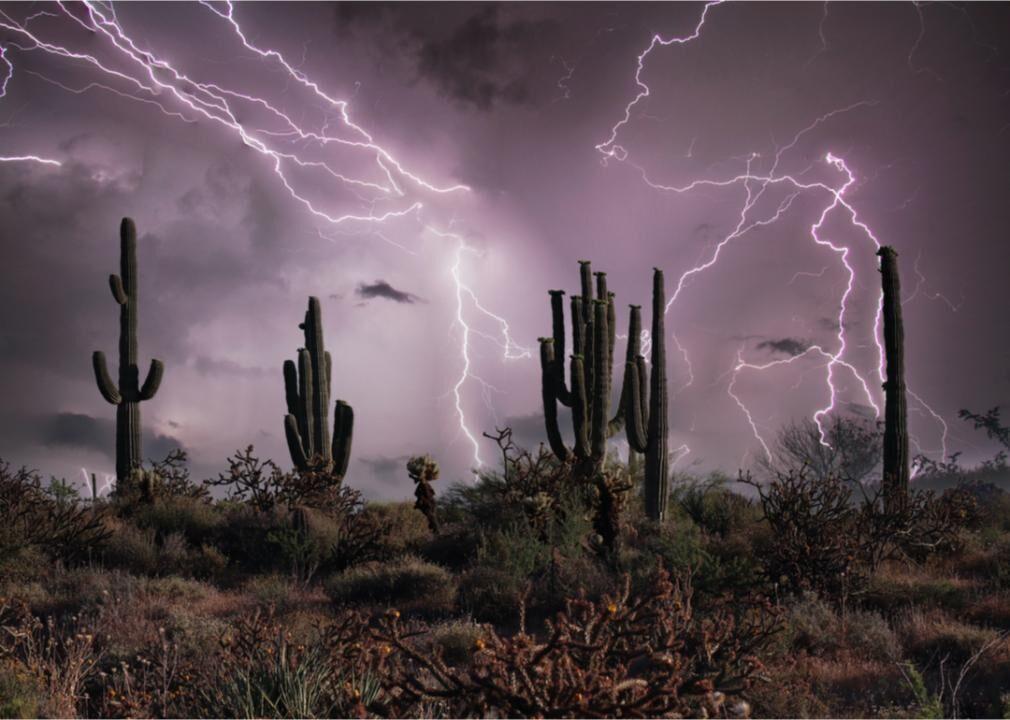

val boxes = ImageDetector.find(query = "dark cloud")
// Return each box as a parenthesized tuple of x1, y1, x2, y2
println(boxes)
(357, 454, 412, 486)
(756, 338, 810, 357)
(40, 412, 184, 462)
(355, 280, 423, 304)
(415, 7, 557, 110)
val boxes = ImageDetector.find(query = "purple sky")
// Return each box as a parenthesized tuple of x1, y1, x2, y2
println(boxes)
(1, 2, 1009, 499)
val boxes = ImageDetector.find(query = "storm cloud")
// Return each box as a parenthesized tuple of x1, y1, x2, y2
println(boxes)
(1, 2, 1009, 493)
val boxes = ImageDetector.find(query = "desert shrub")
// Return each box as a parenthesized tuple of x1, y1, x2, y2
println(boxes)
(427, 620, 485, 667)
(190, 544, 228, 580)
(420, 521, 481, 570)
(364, 502, 432, 558)
(671, 473, 757, 538)
(205, 446, 357, 515)
(132, 495, 221, 546)
(0, 460, 109, 565)
(375, 567, 780, 718)
(783, 594, 901, 662)
(324, 556, 457, 618)
(100, 522, 160, 576)
(458, 566, 524, 625)
(243, 575, 296, 609)
(741, 468, 966, 604)
(0, 658, 42, 718)
(0, 600, 101, 718)
(182, 610, 380, 719)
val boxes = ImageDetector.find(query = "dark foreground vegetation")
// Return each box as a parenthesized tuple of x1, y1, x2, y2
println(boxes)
(1, 422, 1009, 719)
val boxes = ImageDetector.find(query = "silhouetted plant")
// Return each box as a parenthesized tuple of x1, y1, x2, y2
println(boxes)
(878, 246, 909, 512)
(0, 460, 110, 565)
(92, 218, 165, 490)
(407, 455, 440, 534)
(375, 567, 779, 718)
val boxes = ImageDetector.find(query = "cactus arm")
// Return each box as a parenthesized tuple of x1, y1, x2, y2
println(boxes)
(607, 292, 616, 381)
(138, 358, 163, 400)
(283, 360, 299, 417)
(609, 304, 641, 434)
(284, 414, 309, 471)
(548, 290, 571, 406)
(109, 274, 127, 305)
(625, 359, 649, 454)
(540, 339, 570, 461)
(324, 350, 332, 398)
(578, 260, 593, 325)
(297, 348, 315, 459)
(570, 354, 590, 459)
(591, 300, 610, 460)
(92, 351, 122, 405)
(332, 400, 354, 477)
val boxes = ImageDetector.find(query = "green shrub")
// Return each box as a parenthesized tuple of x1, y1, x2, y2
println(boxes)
(671, 474, 757, 538)
(324, 556, 456, 617)
(364, 502, 432, 557)
(0, 661, 41, 718)
(133, 496, 221, 545)
(101, 522, 160, 575)
(458, 566, 524, 625)
(244, 574, 296, 609)
(428, 620, 484, 666)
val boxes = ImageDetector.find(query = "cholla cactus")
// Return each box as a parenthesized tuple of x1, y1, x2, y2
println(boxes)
(592, 470, 634, 555)
(407, 455, 440, 533)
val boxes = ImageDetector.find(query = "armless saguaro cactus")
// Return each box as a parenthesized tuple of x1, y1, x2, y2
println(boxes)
(539, 261, 630, 476)
(878, 246, 909, 512)
(92, 218, 165, 487)
(624, 268, 669, 521)
(283, 297, 354, 476)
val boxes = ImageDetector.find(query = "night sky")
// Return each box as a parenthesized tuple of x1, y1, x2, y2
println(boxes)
(2, 2, 1009, 499)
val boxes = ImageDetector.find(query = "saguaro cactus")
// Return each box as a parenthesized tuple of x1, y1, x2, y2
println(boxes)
(539, 261, 630, 475)
(878, 246, 909, 512)
(283, 297, 354, 475)
(624, 268, 670, 521)
(92, 218, 164, 487)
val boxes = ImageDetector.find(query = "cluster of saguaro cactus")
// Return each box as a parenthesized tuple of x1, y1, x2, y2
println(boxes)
(92, 218, 165, 489)
(539, 261, 631, 475)
(539, 262, 670, 520)
(283, 297, 354, 476)
(878, 246, 909, 512)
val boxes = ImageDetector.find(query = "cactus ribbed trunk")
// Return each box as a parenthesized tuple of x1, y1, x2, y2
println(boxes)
(92, 218, 164, 489)
(283, 297, 354, 476)
(539, 261, 627, 476)
(878, 246, 909, 512)
(624, 269, 669, 522)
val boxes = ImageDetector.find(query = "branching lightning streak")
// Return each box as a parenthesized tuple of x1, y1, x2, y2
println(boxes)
(598, 3, 949, 463)
(0, 2, 524, 473)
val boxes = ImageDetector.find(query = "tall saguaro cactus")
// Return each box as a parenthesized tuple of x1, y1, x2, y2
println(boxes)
(878, 246, 909, 512)
(283, 297, 354, 476)
(624, 268, 669, 521)
(92, 218, 165, 486)
(539, 261, 629, 475)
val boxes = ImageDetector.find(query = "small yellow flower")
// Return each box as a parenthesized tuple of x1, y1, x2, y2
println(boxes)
(606, 603, 618, 615)
(380, 644, 392, 656)
(574, 693, 584, 704)
(474, 638, 486, 651)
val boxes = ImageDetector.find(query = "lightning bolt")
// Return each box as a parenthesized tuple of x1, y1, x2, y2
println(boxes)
(0, 2, 526, 475)
(597, 2, 950, 465)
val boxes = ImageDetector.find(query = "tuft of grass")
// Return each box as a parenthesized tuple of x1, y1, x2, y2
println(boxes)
(324, 556, 456, 617)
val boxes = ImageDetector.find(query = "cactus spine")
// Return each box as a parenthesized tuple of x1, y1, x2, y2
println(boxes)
(539, 261, 628, 474)
(878, 247, 909, 512)
(283, 297, 354, 475)
(92, 218, 164, 488)
(624, 268, 669, 521)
